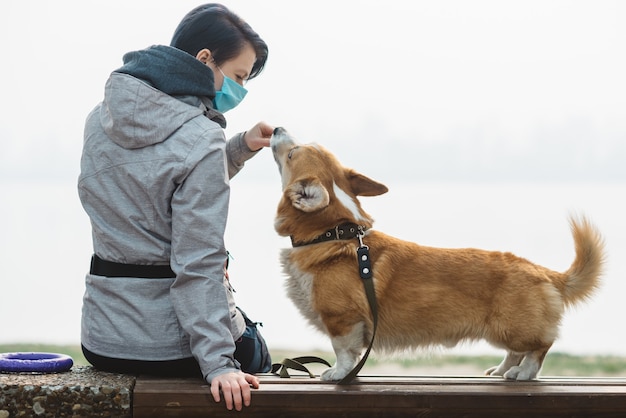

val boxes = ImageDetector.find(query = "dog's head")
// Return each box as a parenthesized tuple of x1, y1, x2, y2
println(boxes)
(270, 127, 388, 241)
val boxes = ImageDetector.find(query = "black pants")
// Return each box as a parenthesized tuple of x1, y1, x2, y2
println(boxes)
(81, 331, 263, 377)
(82, 345, 203, 377)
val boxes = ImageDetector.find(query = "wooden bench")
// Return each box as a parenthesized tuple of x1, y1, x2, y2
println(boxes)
(133, 374, 626, 417)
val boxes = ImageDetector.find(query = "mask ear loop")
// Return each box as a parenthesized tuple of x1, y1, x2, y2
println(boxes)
(205, 56, 224, 83)
(212, 58, 225, 77)
(212, 60, 229, 90)
(213, 60, 249, 87)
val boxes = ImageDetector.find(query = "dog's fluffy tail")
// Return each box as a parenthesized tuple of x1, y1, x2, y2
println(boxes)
(559, 215, 605, 307)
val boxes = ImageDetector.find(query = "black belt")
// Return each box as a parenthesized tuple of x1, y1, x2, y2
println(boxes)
(90, 254, 175, 278)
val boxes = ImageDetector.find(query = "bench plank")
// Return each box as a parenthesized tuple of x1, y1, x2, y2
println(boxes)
(133, 375, 626, 418)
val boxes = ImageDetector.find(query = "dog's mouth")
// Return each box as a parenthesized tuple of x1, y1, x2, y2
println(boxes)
(270, 127, 300, 174)
(270, 127, 296, 151)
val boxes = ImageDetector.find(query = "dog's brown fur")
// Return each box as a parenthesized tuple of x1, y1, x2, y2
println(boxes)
(270, 127, 605, 381)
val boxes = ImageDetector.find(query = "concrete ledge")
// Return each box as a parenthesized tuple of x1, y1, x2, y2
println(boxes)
(0, 366, 134, 417)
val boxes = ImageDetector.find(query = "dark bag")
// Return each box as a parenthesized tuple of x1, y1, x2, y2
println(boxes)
(234, 308, 272, 374)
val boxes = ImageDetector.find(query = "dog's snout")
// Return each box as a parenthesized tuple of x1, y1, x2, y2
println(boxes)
(270, 126, 297, 153)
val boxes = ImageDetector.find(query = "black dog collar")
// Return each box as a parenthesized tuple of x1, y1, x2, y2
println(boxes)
(290, 222, 366, 247)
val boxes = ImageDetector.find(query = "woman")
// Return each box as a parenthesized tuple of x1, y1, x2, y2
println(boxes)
(78, 4, 272, 411)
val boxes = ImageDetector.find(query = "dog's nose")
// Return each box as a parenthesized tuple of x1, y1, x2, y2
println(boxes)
(273, 127, 285, 135)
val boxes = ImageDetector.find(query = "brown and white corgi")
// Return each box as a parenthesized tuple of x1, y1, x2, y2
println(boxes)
(269, 127, 605, 381)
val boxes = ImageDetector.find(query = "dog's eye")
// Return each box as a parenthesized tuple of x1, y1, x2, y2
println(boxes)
(288, 146, 299, 159)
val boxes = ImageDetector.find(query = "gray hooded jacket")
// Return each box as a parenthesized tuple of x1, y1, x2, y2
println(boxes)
(78, 45, 255, 382)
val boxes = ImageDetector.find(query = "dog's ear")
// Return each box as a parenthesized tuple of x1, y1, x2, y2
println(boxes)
(286, 178, 330, 212)
(347, 170, 389, 197)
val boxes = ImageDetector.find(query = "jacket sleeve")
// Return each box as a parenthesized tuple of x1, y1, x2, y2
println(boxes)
(226, 131, 260, 179)
(169, 125, 240, 383)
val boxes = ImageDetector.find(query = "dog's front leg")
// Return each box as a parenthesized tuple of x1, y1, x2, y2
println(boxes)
(320, 322, 365, 381)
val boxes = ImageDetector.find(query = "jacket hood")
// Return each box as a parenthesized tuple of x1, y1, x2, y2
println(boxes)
(116, 45, 216, 98)
(101, 45, 221, 149)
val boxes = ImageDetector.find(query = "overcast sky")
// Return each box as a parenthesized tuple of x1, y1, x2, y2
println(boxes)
(1, 0, 625, 184)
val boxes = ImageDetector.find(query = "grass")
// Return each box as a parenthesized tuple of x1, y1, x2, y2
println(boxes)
(270, 349, 626, 377)
(400, 352, 626, 376)
(2, 345, 625, 377)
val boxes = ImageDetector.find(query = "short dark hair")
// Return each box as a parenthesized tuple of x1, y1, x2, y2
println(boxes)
(170, 3, 268, 80)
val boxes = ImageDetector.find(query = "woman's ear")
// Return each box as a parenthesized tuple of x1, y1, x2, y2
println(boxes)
(195, 48, 213, 65)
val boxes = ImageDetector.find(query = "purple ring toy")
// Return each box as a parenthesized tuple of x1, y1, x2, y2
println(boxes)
(0, 352, 74, 373)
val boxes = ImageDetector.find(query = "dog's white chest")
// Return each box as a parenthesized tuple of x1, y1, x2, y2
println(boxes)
(279, 249, 326, 332)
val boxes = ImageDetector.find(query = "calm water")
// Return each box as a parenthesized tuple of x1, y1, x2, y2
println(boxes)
(2, 181, 624, 357)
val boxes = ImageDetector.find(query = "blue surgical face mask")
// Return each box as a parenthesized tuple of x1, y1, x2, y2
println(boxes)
(213, 68, 248, 113)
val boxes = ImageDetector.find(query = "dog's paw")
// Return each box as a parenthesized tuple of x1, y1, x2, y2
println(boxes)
(320, 367, 348, 382)
(503, 366, 522, 380)
(503, 366, 537, 381)
(485, 366, 500, 376)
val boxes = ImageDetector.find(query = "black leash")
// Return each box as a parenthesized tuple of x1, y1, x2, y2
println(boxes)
(271, 356, 331, 378)
(272, 226, 378, 384)
(338, 227, 378, 385)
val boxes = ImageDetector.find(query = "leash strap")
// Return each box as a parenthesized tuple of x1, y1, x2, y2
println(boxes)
(271, 356, 331, 378)
(338, 235, 378, 385)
